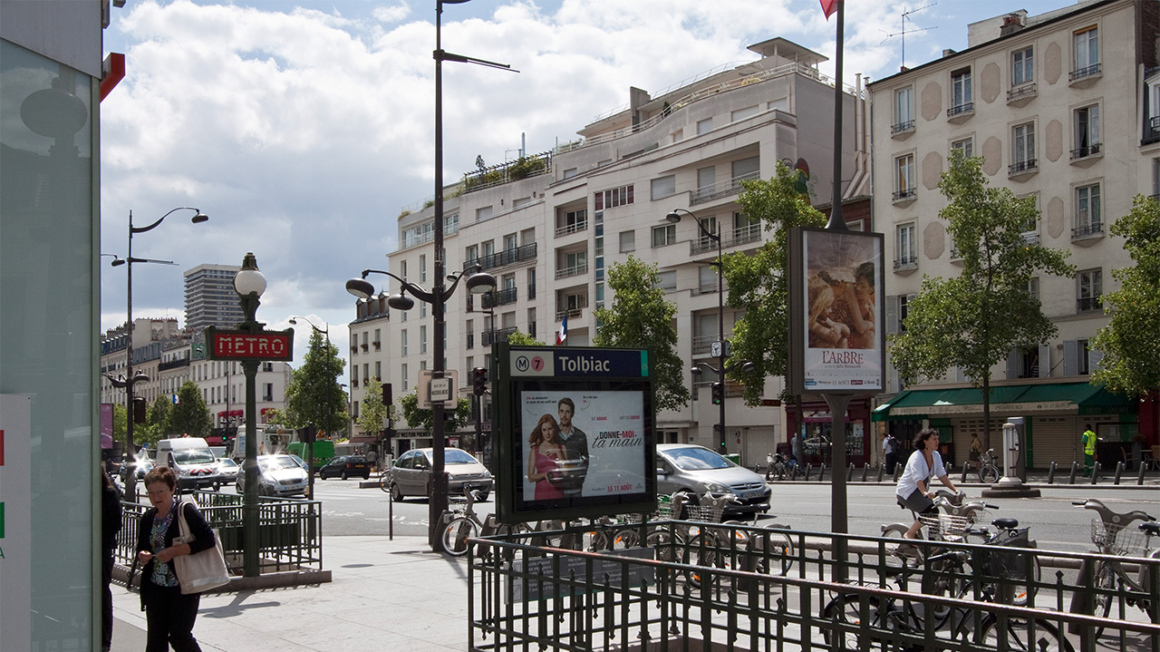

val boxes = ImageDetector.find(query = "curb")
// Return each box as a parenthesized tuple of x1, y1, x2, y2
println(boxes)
(112, 564, 332, 593)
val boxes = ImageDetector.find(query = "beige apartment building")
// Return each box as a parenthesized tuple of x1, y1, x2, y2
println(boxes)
(870, 0, 1160, 468)
(349, 38, 875, 467)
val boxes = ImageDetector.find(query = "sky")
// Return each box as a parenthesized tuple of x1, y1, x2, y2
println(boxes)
(98, 0, 1088, 369)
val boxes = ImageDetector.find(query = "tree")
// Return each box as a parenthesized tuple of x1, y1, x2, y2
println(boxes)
(170, 381, 213, 438)
(358, 377, 395, 436)
(262, 407, 291, 428)
(505, 329, 544, 346)
(593, 256, 689, 412)
(400, 390, 472, 432)
(285, 329, 348, 437)
(1091, 196, 1160, 396)
(136, 394, 174, 446)
(890, 153, 1074, 448)
(112, 403, 127, 447)
(723, 162, 828, 404)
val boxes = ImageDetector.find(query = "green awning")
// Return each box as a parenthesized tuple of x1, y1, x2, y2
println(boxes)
(872, 383, 1136, 421)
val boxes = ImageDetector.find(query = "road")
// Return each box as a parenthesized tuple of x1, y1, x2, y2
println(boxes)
(303, 478, 1157, 553)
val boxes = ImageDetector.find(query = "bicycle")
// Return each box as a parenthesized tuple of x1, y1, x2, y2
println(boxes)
(439, 489, 488, 556)
(1073, 498, 1159, 638)
(378, 466, 391, 493)
(976, 448, 1001, 484)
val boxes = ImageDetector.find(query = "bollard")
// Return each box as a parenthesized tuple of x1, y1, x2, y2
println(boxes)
(960, 463, 969, 484)
(861, 463, 869, 482)
(893, 463, 902, 483)
(1069, 461, 1078, 485)
(1090, 461, 1101, 485)
(791, 464, 799, 481)
(1113, 461, 1124, 485)
(847, 463, 855, 482)
(804, 464, 812, 482)
(1047, 461, 1057, 484)
(876, 464, 885, 483)
(1138, 460, 1147, 486)
(819, 464, 826, 481)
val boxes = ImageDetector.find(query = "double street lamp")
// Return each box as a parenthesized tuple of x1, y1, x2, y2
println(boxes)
(346, 266, 495, 548)
(288, 315, 331, 500)
(111, 207, 208, 498)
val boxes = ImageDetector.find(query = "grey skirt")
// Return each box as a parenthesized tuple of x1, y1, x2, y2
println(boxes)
(897, 488, 936, 515)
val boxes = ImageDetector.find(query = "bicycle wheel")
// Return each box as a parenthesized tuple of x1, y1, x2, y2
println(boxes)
(979, 465, 1001, 484)
(979, 617, 1073, 652)
(755, 529, 795, 576)
(379, 471, 391, 493)
(822, 593, 887, 651)
(1090, 559, 1116, 639)
(440, 516, 480, 557)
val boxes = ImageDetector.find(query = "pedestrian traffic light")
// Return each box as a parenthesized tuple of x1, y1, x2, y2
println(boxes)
(382, 382, 392, 408)
(472, 367, 487, 396)
(133, 397, 147, 424)
(711, 381, 724, 405)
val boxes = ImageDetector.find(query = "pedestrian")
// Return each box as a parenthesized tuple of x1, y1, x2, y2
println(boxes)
(136, 466, 215, 652)
(791, 431, 803, 466)
(969, 433, 983, 467)
(883, 433, 898, 474)
(101, 467, 123, 652)
(895, 428, 959, 541)
(1082, 424, 1097, 476)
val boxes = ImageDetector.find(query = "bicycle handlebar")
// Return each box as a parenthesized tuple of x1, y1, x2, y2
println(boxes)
(1073, 498, 1156, 525)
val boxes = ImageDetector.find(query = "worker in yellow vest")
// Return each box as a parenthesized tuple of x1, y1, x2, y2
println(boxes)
(1081, 424, 1097, 476)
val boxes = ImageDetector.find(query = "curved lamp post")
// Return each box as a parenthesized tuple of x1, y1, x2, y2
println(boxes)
(288, 315, 331, 499)
(347, 266, 495, 547)
(233, 253, 266, 577)
(112, 207, 207, 498)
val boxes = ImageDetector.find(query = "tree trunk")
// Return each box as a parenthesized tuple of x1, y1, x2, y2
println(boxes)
(982, 374, 992, 452)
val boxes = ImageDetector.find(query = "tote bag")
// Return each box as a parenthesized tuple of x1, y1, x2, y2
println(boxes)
(172, 499, 232, 594)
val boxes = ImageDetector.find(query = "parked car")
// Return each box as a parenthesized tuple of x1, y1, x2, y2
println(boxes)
(236, 454, 308, 497)
(156, 437, 221, 490)
(215, 457, 240, 485)
(655, 444, 770, 515)
(119, 455, 154, 482)
(318, 455, 370, 480)
(388, 448, 492, 502)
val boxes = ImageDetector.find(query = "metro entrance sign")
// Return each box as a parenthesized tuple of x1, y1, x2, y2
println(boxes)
(203, 326, 294, 362)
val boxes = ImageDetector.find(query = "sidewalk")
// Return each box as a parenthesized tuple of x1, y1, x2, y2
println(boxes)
(110, 535, 472, 652)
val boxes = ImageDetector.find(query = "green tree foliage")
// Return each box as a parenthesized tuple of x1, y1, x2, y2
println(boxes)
(890, 153, 1074, 447)
(262, 407, 291, 428)
(112, 403, 127, 446)
(136, 394, 174, 446)
(505, 330, 544, 346)
(593, 256, 689, 412)
(358, 377, 396, 436)
(285, 329, 348, 437)
(170, 381, 213, 438)
(1091, 196, 1160, 396)
(724, 163, 827, 404)
(399, 390, 472, 432)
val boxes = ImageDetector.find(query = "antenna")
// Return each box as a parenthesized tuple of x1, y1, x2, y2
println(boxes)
(880, 3, 937, 69)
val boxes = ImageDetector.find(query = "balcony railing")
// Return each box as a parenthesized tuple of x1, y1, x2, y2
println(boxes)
(556, 307, 583, 321)
(1069, 63, 1101, 82)
(158, 357, 190, 371)
(482, 287, 518, 308)
(1008, 159, 1037, 175)
(689, 222, 763, 255)
(481, 327, 518, 347)
(691, 334, 716, 356)
(464, 242, 538, 273)
(1070, 143, 1101, 160)
(892, 188, 916, 202)
(466, 333, 474, 350)
(527, 283, 536, 300)
(890, 119, 914, 134)
(1007, 83, 1037, 102)
(373, 341, 381, 351)
(1072, 221, 1102, 239)
(351, 379, 359, 388)
(1077, 296, 1103, 312)
(893, 254, 918, 270)
(555, 220, 588, 238)
(690, 170, 760, 205)
(461, 150, 553, 194)
(555, 262, 588, 280)
(947, 102, 974, 118)
(1144, 115, 1160, 145)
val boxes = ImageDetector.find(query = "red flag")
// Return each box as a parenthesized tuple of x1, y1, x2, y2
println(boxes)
(820, 0, 840, 19)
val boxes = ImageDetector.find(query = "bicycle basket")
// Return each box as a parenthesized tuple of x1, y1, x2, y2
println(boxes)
(920, 514, 971, 542)
(978, 527, 1036, 578)
(1092, 519, 1146, 556)
(653, 498, 679, 520)
(683, 504, 726, 523)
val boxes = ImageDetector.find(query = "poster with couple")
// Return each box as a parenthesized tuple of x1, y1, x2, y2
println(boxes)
(519, 390, 648, 503)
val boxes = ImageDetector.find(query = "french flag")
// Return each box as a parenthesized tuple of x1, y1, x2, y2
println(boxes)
(556, 312, 567, 345)
(820, 0, 840, 19)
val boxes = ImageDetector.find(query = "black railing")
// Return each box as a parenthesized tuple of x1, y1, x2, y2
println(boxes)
(1077, 296, 1103, 312)
(483, 287, 518, 309)
(527, 283, 536, 300)
(891, 119, 915, 134)
(1069, 63, 1101, 82)
(464, 243, 538, 273)
(1144, 116, 1160, 145)
(894, 254, 918, 270)
(1072, 221, 1102, 239)
(892, 188, 916, 201)
(1007, 83, 1037, 101)
(481, 327, 518, 347)
(158, 357, 190, 371)
(947, 102, 974, 117)
(462, 150, 553, 193)
(466, 333, 474, 350)
(1070, 143, 1101, 159)
(1009, 159, 1037, 175)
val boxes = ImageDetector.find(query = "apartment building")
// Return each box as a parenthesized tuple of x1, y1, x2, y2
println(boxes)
(184, 263, 245, 332)
(869, 0, 1159, 467)
(349, 38, 873, 467)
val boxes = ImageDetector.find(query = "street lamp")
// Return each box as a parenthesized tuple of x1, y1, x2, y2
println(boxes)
(232, 252, 266, 577)
(288, 315, 331, 500)
(346, 266, 495, 547)
(111, 206, 207, 498)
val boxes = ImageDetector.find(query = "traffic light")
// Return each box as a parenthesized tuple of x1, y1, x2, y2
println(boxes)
(472, 367, 488, 396)
(710, 381, 724, 405)
(381, 382, 392, 407)
(133, 397, 147, 424)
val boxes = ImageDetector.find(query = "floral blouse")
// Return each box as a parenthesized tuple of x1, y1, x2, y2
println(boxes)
(149, 499, 180, 588)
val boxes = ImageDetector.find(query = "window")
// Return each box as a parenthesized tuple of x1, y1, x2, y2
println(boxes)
(893, 86, 914, 133)
(466, 319, 474, 349)
(401, 329, 408, 356)
(951, 137, 973, 159)
(656, 271, 677, 291)
(465, 244, 478, 265)
(1011, 122, 1036, 173)
(362, 364, 369, 385)
(619, 230, 635, 253)
(399, 260, 408, 280)
(699, 265, 717, 293)
(1027, 278, 1039, 302)
(696, 167, 716, 199)
(1073, 105, 1100, 159)
(1073, 27, 1099, 80)
(502, 273, 515, 291)
(401, 364, 408, 391)
(895, 223, 916, 269)
(696, 118, 713, 134)
(420, 302, 426, 318)
(419, 254, 426, 282)
(375, 361, 381, 380)
(1012, 47, 1033, 86)
(374, 328, 381, 349)
(652, 224, 676, 247)
(594, 185, 633, 210)
(731, 156, 760, 184)
(1074, 183, 1101, 237)
(563, 167, 578, 179)
(898, 293, 916, 331)
(1153, 158, 1160, 197)
(445, 212, 459, 235)
(893, 154, 915, 200)
(650, 175, 676, 200)
(420, 325, 427, 354)
(731, 105, 759, 122)
(513, 197, 531, 209)
(1077, 269, 1102, 312)
(476, 205, 493, 222)
(950, 68, 973, 115)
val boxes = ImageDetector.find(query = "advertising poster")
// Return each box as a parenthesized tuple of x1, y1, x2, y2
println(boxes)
(518, 390, 647, 503)
(801, 229, 884, 391)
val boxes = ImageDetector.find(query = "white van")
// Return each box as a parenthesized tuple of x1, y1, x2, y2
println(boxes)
(156, 437, 222, 490)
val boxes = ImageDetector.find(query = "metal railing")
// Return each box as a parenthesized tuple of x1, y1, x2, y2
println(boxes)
(1070, 63, 1102, 82)
(690, 222, 762, 255)
(482, 287, 518, 309)
(891, 119, 915, 134)
(556, 307, 583, 321)
(469, 522, 1160, 652)
(556, 262, 588, 280)
(114, 490, 323, 579)
(894, 255, 918, 270)
(690, 171, 760, 206)
(555, 220, 588, 238)
(1071, 143, 1102, 160)
(947, 102, 974, 118)
(461, 151, 553, 194)
(892, 188, 916, 202)
(1008, 83, 1037, 102)
(1072, 221, 1102, 239)
(1077, 296, 1103, 312)
(464, 243, 538, 273)
(1009, 159, 1038, 175)
(482, 327, 518, 347)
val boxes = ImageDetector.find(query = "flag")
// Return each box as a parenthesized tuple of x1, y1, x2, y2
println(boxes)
(556, 312, 568, 345)
(820, 0, 840, 19)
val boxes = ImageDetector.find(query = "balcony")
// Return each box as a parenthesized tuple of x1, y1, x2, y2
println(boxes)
(1069, 63, 1102, 86)
(890, 120, 915, 139)
(373, 340, 381, 351)
(1070, 143, 1102, 164)
(1071, 221, 1103, 242)
(690, 223, 763, 255)
(361, 343, 368, 351)
(1007, 83, 1037, 106)
(158, 357, 190, 371)
(893, 254, 918, 272)
(690, 170, 760, 206)
(946, 102, 974, 123)
(691, 334, 716, 356)
(555, 220, 588, 238)
(461, 150, 553, 194)
(1143, 115, 1160, 146)
(482, 327, 518, 347)
(892, 188, 916, 205)
(482, 287, 518, 308)
(1008, 159, 1038, 180)
(556, 261, 588, 280)
(527, 283, 536, 300)
(351, 379, 359, 388)
(350, 345, 358, 354)
(465, 242, 539, 273)
(466, 333, 474, 350)
(556, 307, 583, 321)
(1021, 231, 1040, 245)
(1077, 296, 1103, 313)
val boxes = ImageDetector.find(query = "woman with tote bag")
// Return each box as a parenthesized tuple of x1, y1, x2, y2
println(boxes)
(135, 466, 215, 652)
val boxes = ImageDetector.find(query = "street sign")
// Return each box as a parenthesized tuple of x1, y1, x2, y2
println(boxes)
(430, 377, 452, 402)
(203, 326, 294, 362)
(417, 369, 459, 408)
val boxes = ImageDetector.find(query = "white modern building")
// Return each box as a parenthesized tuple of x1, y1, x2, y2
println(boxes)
(184, 263, 245, 332)
(350, 38, 873, 467)
(869, 0, 1159, 467)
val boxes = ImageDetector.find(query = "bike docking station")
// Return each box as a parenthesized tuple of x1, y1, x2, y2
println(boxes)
(982, 417, 1042, 498)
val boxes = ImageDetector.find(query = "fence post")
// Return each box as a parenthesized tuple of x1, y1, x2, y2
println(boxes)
(1113, 461, 1123, 485)
(861, 463, 869, 482)
(1137, 460, 1146, 486)
(960, 463, 969, 484)
(804, 464, 812, 481)
(1090, 462, 1100, 485)
(819, 464, 826, 481)
(848, 463, 855, 481)
(876, 464, 885, 483)
(1047, 461, 1056, 484)
(1069, 461, 1078, 484)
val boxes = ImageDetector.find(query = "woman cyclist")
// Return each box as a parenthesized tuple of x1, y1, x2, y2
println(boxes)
(895, 428, 960, 540)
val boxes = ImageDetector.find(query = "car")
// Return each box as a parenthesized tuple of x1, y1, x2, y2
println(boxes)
(388, 448, 493, 502)
(235, 454, 309, 497)
(655, 444, 771, 515)
(119, 456, 154, 482)
(318, 455, 370, 480)
(214, 457, 240, 485)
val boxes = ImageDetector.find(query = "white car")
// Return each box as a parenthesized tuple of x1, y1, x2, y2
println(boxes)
(236, 454, 308, 497)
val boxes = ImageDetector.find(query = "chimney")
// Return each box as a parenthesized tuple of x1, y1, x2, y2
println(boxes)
(1000, 13, 1025, 37)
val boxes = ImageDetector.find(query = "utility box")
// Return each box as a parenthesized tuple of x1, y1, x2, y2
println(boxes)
(1002, 417, 1025, 481)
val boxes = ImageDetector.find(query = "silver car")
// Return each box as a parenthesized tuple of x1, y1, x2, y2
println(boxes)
(655, 444, 771, 515)
(235, 454, 308, 497)
(388, 448, 493, 502)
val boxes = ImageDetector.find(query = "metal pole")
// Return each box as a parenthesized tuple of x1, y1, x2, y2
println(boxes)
(717, 232, 726, 455)
(125, 212, 137, 500)
(430, 0, 449, 548)
(242, 358, 259, 576)
(826, 392, 851, 582)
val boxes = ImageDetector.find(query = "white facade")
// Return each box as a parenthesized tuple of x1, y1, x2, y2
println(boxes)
(184, 263, 244, 332)
(351, 38, 870, 466)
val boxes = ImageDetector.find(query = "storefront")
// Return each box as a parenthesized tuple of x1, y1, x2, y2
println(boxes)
(872, 383, 1139, 470)
(784, 398, 874, 466)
